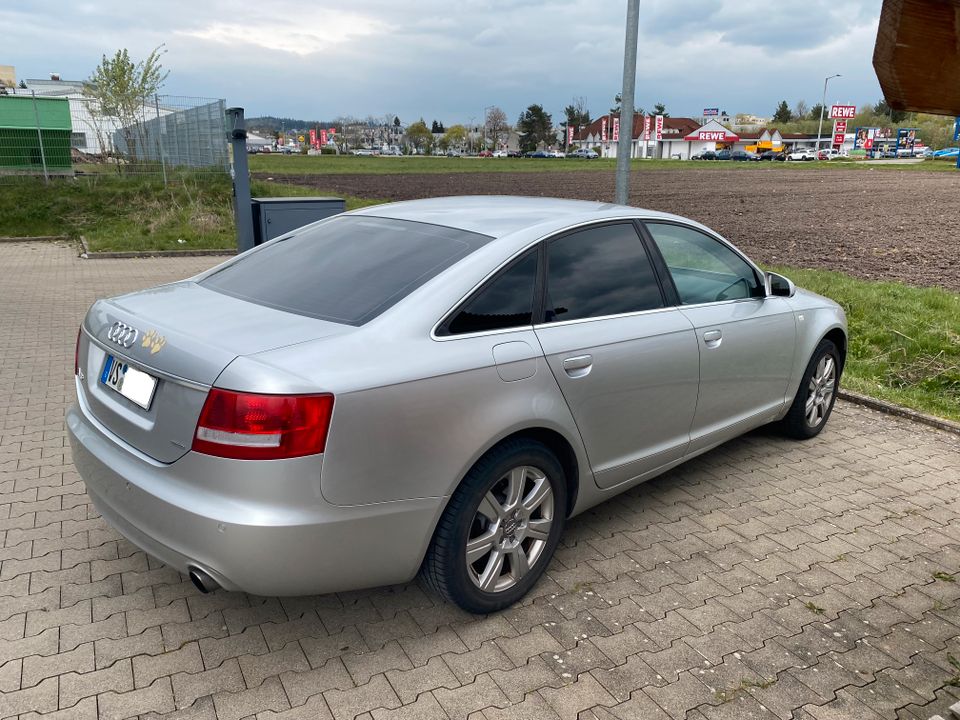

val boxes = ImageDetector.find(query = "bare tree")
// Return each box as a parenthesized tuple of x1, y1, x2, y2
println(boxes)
(485, 106, 509, 150)
(793, 100, 808, 119)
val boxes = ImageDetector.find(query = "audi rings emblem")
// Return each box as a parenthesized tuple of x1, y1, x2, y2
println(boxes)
(107, 321, 139, 349)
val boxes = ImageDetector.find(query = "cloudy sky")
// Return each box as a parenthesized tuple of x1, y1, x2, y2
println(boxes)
(4, 0, 883, 124)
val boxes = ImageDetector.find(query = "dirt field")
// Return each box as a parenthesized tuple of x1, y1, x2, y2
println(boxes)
(261, 166, 960, 291)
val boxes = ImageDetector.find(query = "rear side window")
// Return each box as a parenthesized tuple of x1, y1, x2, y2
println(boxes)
(544, 223, 663, 322)
(645, 222, 763, 305)
(444, 251, 538, 335)
(200, 216, 492, 325)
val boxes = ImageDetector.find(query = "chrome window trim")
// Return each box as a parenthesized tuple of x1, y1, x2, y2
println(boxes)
(432, 216, 665, 342)
(533, 305, 678, 330)
(81, 326, 211, 392)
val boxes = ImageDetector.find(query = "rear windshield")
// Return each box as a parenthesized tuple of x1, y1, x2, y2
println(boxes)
(200, 216, 493, 325)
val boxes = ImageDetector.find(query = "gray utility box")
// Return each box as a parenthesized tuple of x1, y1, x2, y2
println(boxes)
(251, 197, 345, 246)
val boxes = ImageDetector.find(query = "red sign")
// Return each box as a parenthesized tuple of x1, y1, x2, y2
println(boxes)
(643, 115, 651, 141)
(309, 129, 316, 147)
(833, 119, 847, 134)
(328, 127, 336, 135)
(698, 131, 727, 141)
(601, 117, 608, 143)
(567, 126, 574, 144)
(655, 115, 664, 141)
(864, 138, 874, 149)
(829, 105, 856, 119)
(833, 133, 845, 146)
(612, 117, 620, 142)
(320, 129, 327, 145)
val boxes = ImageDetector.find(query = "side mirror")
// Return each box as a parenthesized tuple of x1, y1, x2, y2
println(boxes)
(767, 272, 796, 298)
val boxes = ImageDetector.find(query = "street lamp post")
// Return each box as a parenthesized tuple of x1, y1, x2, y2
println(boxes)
(816, 74, 841, 151)
(482, 105, 494, 150)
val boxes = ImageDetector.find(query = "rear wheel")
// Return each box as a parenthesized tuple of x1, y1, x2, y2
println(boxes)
(780, 339, 841, 439)
(419, 439, 567, 613)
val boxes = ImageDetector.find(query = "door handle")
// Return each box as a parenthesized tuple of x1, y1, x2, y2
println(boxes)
(703, 329, 722, 346)
(562, 354, 593, 377)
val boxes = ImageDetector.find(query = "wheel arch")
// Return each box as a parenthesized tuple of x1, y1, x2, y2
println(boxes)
(822, 326, 847, 371)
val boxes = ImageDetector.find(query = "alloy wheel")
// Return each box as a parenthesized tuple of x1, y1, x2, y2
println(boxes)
(805, 354, 837, 427)
(465, 465, 554, 593)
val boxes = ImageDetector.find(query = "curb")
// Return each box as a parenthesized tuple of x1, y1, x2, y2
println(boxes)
(79, 236, 236, 259)
(0, 235, 69, 243)
(838, 389, 960, 436)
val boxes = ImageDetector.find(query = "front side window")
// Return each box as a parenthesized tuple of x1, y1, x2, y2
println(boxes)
(645, 222, 763, 305)
(444, 251, 538, 335)
(544, 223, 663, 322)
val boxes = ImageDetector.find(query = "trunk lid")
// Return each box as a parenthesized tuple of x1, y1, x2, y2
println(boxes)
(77, 281, 348, 463)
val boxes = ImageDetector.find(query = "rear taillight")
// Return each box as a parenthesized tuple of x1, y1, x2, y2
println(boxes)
(192, 389, 334, 460)
(75, 327, 82, 376)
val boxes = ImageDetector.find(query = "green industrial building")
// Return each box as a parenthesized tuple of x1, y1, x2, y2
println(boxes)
(0, 95, 72, 173)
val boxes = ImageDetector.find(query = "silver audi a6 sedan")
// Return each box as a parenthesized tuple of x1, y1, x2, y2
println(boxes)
(68, 196, 847, 613)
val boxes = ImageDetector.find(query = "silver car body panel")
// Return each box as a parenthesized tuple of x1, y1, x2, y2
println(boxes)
(67, 195, 847, 596)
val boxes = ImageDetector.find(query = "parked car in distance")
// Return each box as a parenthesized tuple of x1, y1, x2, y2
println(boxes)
(730, 150, 760, 162)
(477, 150, 493, 158)
(759, 150, 780, 161)
(446, 149, 462, 157)
(817, 149, 842, 160)
(524, 150, 553, 158)
(507, 150, 523, 158)
(68, 196, 847, 613)
(933, 147, 959, 158)
(715, 149, 732, 160)
(568, 148, 599, 159)
(693, 150, 718, 160)
(492, 150, 508, 158)
(352, 148, 375, 156)
(786, 148, 816, 161)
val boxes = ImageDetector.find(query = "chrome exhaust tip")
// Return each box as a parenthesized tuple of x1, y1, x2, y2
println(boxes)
(188, 566, 220, 593)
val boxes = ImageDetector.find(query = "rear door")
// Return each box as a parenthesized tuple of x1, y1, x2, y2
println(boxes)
(643, 221, 797, 451)
(533, 222, 700, 489)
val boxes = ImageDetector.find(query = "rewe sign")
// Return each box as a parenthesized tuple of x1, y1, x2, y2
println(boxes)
(698, 131, 728, 141)
(829, 105, 857, 119)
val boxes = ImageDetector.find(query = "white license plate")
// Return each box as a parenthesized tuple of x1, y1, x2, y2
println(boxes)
(100, 355, 157, 410)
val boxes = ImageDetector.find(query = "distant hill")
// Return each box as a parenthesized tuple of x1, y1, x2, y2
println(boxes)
(246, 116, 334, 134)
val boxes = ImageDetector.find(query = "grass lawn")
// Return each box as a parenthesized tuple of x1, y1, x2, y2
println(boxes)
(0, 174, 379, 252)
(775, 266, 960, 423)
(249, 153, 959, 176)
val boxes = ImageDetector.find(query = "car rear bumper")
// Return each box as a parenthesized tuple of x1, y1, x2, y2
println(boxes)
(66, 396, 444, 596)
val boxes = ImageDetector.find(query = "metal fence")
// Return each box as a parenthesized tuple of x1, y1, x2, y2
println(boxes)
(0, 88, 229, 183)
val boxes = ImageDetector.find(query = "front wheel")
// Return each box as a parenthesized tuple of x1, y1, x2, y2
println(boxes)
(780, 339, 841, 439)
(419, 439, 567, 613)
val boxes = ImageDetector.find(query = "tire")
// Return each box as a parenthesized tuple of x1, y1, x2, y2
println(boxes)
(780, 339, 842, 439)
(419, 439, 567, 613)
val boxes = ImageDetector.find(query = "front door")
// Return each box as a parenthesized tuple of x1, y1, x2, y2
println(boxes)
(644, 221, 797, 451)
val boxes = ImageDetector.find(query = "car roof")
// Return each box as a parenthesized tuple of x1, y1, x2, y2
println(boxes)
(350, 195, 681, 238)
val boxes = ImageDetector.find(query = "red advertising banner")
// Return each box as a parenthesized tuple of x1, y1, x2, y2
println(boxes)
(829, 105, 856, 119)
(833, 133, 845, 146)
(833, 119, 847, 134)
(655, 115, 664, 141)
(601, 117, 608, 143)
(567, 126, 574, 145)
(328, 127, 336, 135)
(643, 115, 651, 141)
(320, 129, 328, 145)
(309, 129, 316, 147)
(612, 117, 620, 142)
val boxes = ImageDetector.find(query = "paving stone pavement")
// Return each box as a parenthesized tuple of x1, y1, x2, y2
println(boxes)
(1, 240, 959, 720)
